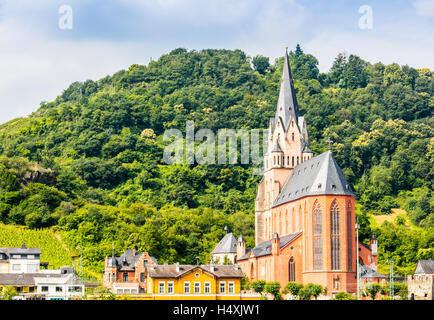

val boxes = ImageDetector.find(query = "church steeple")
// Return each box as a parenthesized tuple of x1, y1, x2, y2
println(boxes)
(275, 47, 299, 130)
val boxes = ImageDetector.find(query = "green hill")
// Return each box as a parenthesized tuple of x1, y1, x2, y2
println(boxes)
(0, 46, 432, 274)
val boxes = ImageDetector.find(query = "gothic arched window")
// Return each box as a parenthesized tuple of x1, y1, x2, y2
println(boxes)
(289, 258, 295, 282)
(347, 202, 352, 271)
(313, 201, 322, 270)
(331, 200, 340, 270)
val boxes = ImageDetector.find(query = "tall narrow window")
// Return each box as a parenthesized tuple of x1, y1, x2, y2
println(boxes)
(292, 156, 294, 167)
(313, 201, 322, 270)
(289, 258, 295, 282)
(347, 202, 352, 271)
(292, 132, 294, 141)
(331, 201, 340, 270)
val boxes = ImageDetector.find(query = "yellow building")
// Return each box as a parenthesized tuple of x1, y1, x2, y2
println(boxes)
(147, 264, 259, 300)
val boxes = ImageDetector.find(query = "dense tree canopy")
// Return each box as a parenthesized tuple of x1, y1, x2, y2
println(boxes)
(0, 46, 432, 274)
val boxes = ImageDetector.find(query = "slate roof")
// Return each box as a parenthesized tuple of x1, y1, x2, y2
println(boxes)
(360, 265, 387, 279)
(148, 265, 244, 279)
(0, 273, 71, 286)
(302, 142, 313, 153)
(211, 233, 237, 254)
(108, 249, 158, 270)
(414, 259, 434, 275)
(237, 232, 302, 261)
(271, 139, 283, 153)
(275, 48, 300, 130)
(0, 244, 41, 256)
(273, 150, 355, 207)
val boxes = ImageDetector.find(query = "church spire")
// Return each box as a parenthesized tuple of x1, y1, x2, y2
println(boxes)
(275, 47, 299, 130)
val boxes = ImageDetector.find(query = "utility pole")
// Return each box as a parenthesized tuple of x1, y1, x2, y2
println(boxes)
(356, 221, 361, 300)
(389, 259, 394, 300)
(76, 247, 83, 281)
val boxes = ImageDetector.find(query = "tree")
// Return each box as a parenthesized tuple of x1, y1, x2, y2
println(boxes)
(298, 283, 323, 300)
(251, 280, 266, 294)
(252, 55, 270, 75)
(365, 283, 381, 300)
(284, 282, 303, 299)
(264, 282, 281, 300)
(0, 286, 17, 300)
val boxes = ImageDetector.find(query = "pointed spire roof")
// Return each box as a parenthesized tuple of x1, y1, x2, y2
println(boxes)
(271, 138, 283, 153)
(272, 150, 355, 207)
(211, 233, 237, 254)
(275, 47, 299, 130)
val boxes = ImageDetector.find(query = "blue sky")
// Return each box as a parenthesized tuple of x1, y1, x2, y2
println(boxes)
(0, 0, 433, 123)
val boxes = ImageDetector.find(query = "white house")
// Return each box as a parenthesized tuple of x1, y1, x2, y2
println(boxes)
(0, 244, 41, 273)
(34, 272, 84, 300)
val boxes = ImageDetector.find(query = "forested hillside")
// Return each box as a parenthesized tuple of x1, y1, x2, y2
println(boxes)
(0, 46, 432, 274)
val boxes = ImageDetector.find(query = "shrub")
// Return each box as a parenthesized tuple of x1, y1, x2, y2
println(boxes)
(251, 280, 266, 294)
(264, 282, 281, 300)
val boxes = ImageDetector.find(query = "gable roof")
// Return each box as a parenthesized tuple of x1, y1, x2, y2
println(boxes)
(211, 233, 237, 254)
(147, 265, 244, 279)
(237, 232, 302, 261)
(272, 150, 354, 207)
(414, 259, 434, 275)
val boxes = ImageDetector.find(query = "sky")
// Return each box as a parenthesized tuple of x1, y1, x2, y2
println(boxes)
(0, 0, 433, 123)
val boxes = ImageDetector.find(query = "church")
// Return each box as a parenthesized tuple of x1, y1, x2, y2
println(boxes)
(212, 49, 378, 297)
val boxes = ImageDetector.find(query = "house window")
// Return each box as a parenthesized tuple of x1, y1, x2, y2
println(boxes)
(228, 282, 235, 294)
(204, 282, 211, 294)
(29, 287, 35, 293)
(313, 201, 322, 270)
(292, 133, 294, 141)
(12, 264, 21, 271)
(331, 201, 340, 270)
(56, 286, 63, 292)
(292, 156, 294, 167)
(123, 272, 128, 282)
(159, 282, 165, 294)
(41, 286, 49, 292)
(167, 282, 174, 294)
(12, 254, 20, 259)
(184, 281, 190, 294)
(219, 282, 226, 294)
(27, 255, 34, 259)
(143, 260, 148, 267)
(140, 272, 145, 282)
(194, 282, 201, 294)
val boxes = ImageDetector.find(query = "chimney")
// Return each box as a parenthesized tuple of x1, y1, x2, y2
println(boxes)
(236, 235, 246, 261)
(132, 247, 136, 256)
(272, 232, 280, 256)
(175, 262, 180, 273)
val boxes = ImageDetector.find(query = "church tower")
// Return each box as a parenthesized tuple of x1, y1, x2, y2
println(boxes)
(255, 48, 313, 246)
